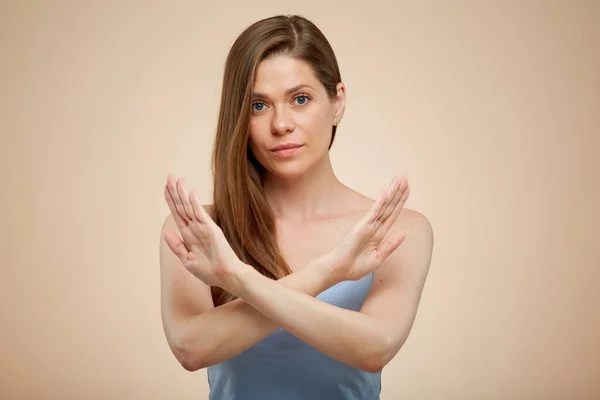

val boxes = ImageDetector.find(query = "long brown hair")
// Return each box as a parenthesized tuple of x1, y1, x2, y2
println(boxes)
(210, 15, 342, 306)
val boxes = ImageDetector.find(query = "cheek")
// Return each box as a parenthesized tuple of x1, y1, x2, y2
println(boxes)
(301, 111, 332, 143)
(248, 120, 263, 146)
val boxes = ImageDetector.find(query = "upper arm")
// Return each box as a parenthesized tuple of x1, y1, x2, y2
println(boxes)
(159, 210, 215, 352)
(360, 208, 434, 361)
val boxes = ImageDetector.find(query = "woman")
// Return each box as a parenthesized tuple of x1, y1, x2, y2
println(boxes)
(159, 14, 434, 400)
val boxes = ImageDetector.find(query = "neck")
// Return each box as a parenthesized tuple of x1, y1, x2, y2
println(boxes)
(262, 154, 344, 223)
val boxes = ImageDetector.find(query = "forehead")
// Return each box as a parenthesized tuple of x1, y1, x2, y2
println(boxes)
(253, 55, 320, 94)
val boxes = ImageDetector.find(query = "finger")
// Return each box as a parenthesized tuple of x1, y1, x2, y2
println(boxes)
(191, 190, 218, 227)
(189, 189, 204, 222)
(381, 176, 408, 225)
(377, 230, 407, 263)
(365, 187, 387, 223)
(383, 180, 410, 229)
(379, 176, 404, 223)
(167, 174, 190, 223)
(164, 184, 188, 231)
(164, 229, 190, 263)
(369, 181, 394, 224)
(189, 189, 214, 229)
(376, 176, 400, 222)
(177, 177, 196, 221)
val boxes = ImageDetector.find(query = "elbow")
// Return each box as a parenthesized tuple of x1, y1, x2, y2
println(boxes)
(179, 354, 203, 372)
(360, 334, 393, 373)
(173, 334, 205, 372)
(361, 351, 385, 374)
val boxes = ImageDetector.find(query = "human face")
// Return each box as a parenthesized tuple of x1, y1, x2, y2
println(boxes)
(248, 55, 344, 179)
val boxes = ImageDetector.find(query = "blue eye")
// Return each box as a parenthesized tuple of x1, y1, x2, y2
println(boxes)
(252, 95, 310, 113)
(295, 95, 310, 105)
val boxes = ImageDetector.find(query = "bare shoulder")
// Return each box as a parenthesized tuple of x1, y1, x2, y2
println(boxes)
(385, 206, 434, 266)
(395, 208, 434, 238)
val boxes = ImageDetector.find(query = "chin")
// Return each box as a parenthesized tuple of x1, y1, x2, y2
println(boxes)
(267, 164, 308, 179)
(261, 158, 313, 180)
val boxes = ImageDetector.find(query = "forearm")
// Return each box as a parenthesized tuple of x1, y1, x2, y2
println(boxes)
(227, 265, 390, 373)
(177, 256, 337, 369)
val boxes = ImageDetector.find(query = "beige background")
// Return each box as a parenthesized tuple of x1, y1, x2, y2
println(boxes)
(1, 0, 598, 399)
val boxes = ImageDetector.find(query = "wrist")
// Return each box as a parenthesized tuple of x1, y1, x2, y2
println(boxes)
(222, 260, 256, 296)
(311, 253, 344, 286)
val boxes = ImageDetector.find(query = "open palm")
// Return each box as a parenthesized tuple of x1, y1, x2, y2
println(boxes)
(327, 175, 410, 281)
(163, 174, 241, 288)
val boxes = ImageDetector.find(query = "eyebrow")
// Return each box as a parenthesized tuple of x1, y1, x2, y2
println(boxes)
(252, 84, 316, 99)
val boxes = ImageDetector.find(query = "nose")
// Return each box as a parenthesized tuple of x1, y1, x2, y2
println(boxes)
(271, 107, 295, 136)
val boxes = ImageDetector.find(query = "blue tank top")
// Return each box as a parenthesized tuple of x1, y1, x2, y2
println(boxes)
(207, 273, 381, 400)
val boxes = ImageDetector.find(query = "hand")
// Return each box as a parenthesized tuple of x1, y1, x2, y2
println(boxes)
(325, 175, 410, 282)
(163, 174, 243, 288)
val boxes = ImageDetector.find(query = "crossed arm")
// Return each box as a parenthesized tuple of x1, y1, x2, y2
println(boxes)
(162, 210, 433, 373)
(160, 175, 434, 372)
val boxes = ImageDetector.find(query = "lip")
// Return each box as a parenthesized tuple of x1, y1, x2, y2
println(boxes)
(271, 143, 303, 152)
(271, 143, 304, 158)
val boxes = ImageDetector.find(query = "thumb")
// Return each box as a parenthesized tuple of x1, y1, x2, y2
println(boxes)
(377, 230, 407, 263)
(164, 229, 189, 262)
